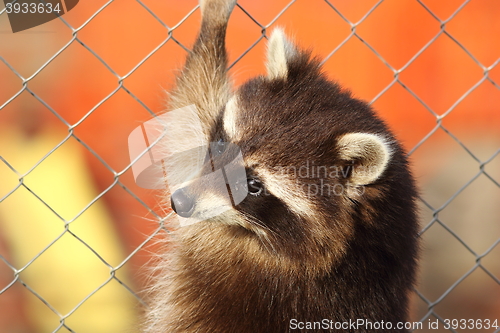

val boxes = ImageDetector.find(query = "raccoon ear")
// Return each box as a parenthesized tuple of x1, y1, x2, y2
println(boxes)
(266, 28, 298, 80)
(337, 133, 392, 185)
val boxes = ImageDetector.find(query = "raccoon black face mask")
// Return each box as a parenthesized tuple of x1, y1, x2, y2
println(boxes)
(142, 1, 419, 332)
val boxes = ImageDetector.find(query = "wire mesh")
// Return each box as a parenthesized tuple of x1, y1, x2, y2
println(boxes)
(0, 0, 499, 332)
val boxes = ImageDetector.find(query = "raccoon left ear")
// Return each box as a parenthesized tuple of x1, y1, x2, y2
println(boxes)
(337, 133, 392, 185)
(266, 28, 298, 80)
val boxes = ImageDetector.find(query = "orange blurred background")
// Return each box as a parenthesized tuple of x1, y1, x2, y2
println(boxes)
(1, 0, 499, 332)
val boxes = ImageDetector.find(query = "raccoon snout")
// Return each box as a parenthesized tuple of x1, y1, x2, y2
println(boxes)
(170, 188, 195, 218)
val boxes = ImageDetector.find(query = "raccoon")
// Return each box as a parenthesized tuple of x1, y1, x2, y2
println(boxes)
(143, 0, 419, 332)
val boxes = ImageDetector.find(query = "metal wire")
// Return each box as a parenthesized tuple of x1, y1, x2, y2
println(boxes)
(0, 1, 499, 332)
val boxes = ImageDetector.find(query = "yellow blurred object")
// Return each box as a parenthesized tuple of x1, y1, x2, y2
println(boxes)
(0, 126, 137, 333)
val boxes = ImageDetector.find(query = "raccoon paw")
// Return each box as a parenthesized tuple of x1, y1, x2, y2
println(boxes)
(199, 0, 238, 23)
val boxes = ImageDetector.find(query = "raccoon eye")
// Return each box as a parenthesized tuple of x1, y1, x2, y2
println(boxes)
(247, 178, 263, 196)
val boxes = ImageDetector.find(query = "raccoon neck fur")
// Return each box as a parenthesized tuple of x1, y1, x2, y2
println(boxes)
(147, 211, 415, 333)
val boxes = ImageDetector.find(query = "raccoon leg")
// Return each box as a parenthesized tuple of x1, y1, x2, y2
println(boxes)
(168, 0, 237, 130)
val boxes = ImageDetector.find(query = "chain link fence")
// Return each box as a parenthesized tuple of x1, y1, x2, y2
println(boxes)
(0, 0, 499, 332)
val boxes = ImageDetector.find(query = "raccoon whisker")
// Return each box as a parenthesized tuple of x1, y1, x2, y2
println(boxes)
(240, 211, 277, 237)
(239, 211, 282, 255)
(256, 229, 277, 255)
(254, 228, 278, 256)
(347, 197, 359, 206)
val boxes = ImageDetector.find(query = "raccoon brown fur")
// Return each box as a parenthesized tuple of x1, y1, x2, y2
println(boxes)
(142, 0, 419, 332)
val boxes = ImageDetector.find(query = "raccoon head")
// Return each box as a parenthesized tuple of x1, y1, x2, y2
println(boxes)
(169, 28, 403, 275)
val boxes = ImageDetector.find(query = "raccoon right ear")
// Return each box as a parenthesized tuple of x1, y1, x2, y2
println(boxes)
(266, 28, 298, 80)
(337, 133, 392, 186)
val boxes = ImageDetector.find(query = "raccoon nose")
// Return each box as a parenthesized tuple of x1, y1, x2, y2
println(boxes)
(170, 188, 194, 218)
